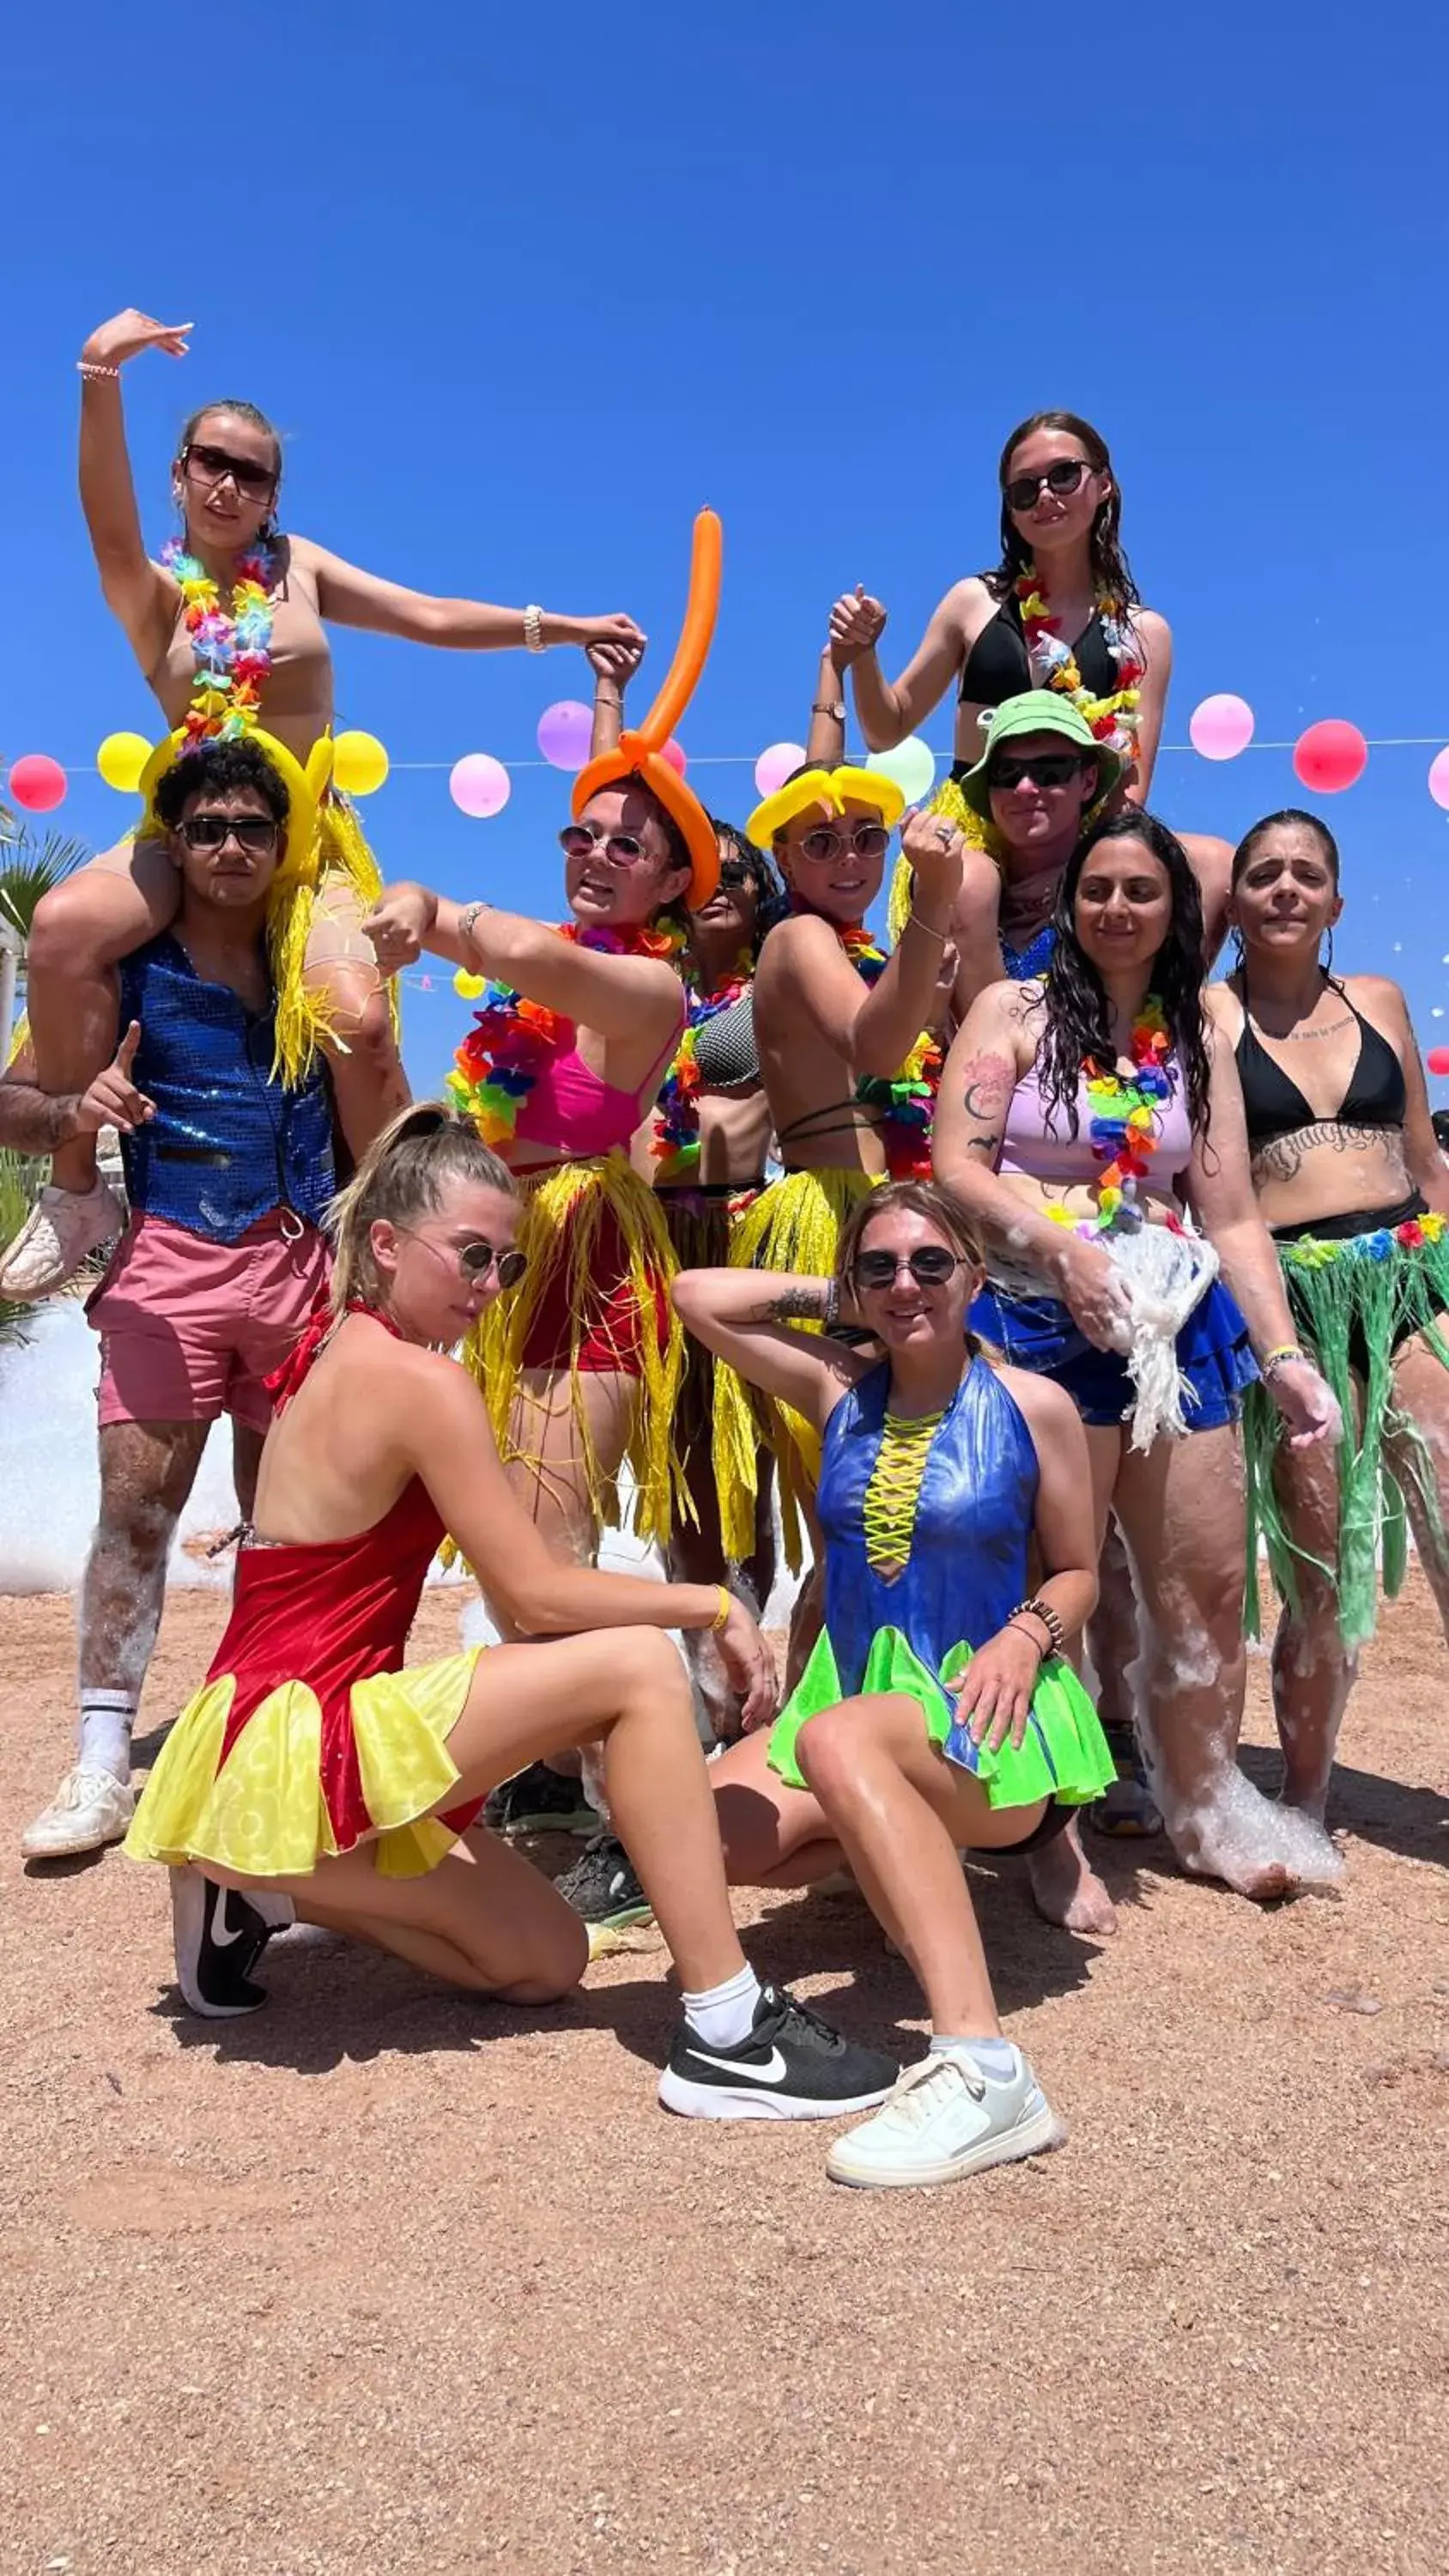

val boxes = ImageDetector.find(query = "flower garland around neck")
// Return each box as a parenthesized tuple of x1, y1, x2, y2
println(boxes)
(1015, 565, 1143, 761)
(1046, 994, 1174, 1237)
(652, 948, 754, 1183)
(447, 918, 686, 1148)
(817, 917, 944, 1182)
(161, 535, 278, 743)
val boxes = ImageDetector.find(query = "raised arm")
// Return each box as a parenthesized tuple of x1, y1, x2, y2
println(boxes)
(586, 635, 646, 758)
(671, 1266, 866, 1431)
(364, 884, 683, 1048)
(295, 538, 644, 658)
(828, 580, 974, 751)
(409, 1361, 773, 1718)
(76, 310, 191, 673)
(803, 647, 848, 767)
(760, 815, 963, 1079)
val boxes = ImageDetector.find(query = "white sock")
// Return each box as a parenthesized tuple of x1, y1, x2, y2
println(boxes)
(931, 2033, 1018, 2080)
(681, 1961, 762, 2050)
(77, 1690, 136, 1783)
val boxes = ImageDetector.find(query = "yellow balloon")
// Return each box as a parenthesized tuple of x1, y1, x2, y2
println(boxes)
(453, 969, 488, 1000)
(332, 730, 390, 797)
(97, 731, 153, 794)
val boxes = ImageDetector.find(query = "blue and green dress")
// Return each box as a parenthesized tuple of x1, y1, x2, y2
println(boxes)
(768, 1354, 1116, 1812)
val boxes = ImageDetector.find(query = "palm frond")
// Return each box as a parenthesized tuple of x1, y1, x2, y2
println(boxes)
(0, 1148, 45, 1350)
(0, 829, 91, 943)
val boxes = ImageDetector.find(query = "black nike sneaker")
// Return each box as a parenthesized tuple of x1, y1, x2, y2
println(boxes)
(555, 1831, 654, 1934)
(483, 1760, 596, 1838)
(170, 1869, 294, 2019)
(658, 1984, 899, 2121)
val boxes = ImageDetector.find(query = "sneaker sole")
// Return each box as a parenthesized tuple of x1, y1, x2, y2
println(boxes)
(826, 2101, 1067, 2188)
(169, 1873, 265, 2020)
(494, 1811, 597, 1838)
(657, 2072, 896, 2123)
(21, 1814, 130, 1862)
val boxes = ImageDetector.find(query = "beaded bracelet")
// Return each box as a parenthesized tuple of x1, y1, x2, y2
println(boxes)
(1262, 1344, 1309, 1380)
(457, 899, 488, 949)
(523, 605, 546, 653)
(1007, 1595, 1064, 1657)
(76, 361, 120, 380)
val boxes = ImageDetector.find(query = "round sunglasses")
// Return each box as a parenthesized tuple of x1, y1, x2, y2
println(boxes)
(796, 822, 892, 866)
(1003, 457, 1093, 513)
(403, 1229, 529, 1291)
(852, 1245, 965, 1292)
(559, 822, 652, 867)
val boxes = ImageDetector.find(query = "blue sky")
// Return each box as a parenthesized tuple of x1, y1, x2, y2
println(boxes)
(6, 3, 1449, 1095)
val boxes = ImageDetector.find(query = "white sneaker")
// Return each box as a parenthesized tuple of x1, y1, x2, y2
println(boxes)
(21, 1764, 135, 1860)
(0, 1179, 123, 1300)
(826, 2045, 1064, 2189)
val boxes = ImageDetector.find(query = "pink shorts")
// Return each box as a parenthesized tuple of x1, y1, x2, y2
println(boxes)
(88, 1211, 330, 1432)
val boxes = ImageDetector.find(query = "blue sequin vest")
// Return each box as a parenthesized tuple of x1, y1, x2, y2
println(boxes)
(815, 1358, 1039, 1695)
(118, 935, 334, 1242)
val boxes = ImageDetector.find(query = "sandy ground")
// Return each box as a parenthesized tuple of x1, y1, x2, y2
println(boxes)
(2, 1577, 1447, 2576)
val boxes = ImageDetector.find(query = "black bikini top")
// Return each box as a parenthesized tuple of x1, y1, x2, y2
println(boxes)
(958, 590, 1119, 708)
(1234, 990, 1405, 1148)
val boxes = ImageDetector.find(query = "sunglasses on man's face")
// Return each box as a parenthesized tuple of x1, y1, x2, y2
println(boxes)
(179, 813, 281, 853)
(1003, 457, 1092, 513)
(559, 823, 652, 867)
(795, 822, 892, 866)
(183, 441, 278, 502)
(852, 1245, 964, 1291)
(988, 752, 1087, 794)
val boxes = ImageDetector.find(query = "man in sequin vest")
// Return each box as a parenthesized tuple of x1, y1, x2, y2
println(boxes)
(21, 735, 343, 1862)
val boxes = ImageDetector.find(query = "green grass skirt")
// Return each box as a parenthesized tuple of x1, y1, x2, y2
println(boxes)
(1244, 1224, 1449, 1650)
(767, 1623, 1116, 1811)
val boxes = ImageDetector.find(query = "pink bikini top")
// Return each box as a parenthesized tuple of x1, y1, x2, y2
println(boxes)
(997, 1054, 1194, 1189)
(511, 1009, 685, 1158)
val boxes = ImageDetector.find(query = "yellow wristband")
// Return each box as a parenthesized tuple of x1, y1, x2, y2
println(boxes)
(711, 1586, 731, 1631)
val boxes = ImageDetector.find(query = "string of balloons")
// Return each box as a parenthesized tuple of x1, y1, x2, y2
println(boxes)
(8, 697, 1449, 817)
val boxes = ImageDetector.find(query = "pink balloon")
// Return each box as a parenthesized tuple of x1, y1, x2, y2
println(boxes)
(1428, 748, 1449, 812)
(1293, 720, 1367, 795)
(449, 753, 512, 818)
(1428, 1048, 1449, 1077)
(1189, 694, 1255, 762)
(754, 740, 807, 799)
(9, 753, 67, 811)
(537, 701, 594, 772)
(660, 738, 688, 778)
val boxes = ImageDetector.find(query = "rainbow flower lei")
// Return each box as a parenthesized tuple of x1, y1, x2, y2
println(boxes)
(1046, 995, 1175, 1236)
(830, 922, 944, 1181)
(652, 952, 753, 1183)
(1016, 566, 1144, 759)
(447, 918, 686, 1149)
(161, 537, 277, 744)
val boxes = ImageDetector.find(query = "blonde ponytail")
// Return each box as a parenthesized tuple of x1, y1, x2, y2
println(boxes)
(326, 1103, 515, 1315)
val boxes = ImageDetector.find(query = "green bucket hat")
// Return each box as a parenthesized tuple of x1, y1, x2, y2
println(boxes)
(957, 689, 1123, 819)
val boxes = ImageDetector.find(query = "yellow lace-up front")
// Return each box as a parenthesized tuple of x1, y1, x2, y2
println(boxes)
(861, 1409, 945, 1583)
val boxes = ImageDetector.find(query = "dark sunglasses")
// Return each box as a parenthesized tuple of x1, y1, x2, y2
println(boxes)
(183, 440, 278, 501)
(559, 822, 651, 867)
(717, 855, 760, 890)
(987, 752, 1087, 793)
(1003, 457, 1092, 513)
(458, 1239, 529, 1289)
(796, 822, 892, 865)
(179, 813, 281, 853)
(852, 1246, 964, 1291)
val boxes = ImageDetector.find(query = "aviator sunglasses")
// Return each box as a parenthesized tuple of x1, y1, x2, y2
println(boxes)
(986, 751, 1088, 794)
(183, 440, 279, 502)
(179, 812, 281, 853)
(852, 1245, 965, 1291)
(1003, 457, 1093, 513)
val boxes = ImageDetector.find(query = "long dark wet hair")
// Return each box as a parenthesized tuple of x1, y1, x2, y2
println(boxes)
(1036, 811, 1212, 1143)
(985, 410, 1141, 611)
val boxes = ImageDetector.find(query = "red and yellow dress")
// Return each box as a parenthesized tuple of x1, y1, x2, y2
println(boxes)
(124, 1314, 483, 1882)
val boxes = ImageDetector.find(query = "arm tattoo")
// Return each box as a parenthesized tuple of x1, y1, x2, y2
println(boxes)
(757, 1284, 836, 1324)
(1252, 1121, 1409, 1187)
(0, 1078, 81, 1155)
(955, 1049, 1015, 1127)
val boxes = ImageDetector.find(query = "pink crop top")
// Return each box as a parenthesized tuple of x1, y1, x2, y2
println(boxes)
(511, 1008, 685, 1158)
(997, 1054, 1194, 1189)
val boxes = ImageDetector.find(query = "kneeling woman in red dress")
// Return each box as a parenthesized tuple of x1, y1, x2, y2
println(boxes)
(124, 1105, 898, 2123)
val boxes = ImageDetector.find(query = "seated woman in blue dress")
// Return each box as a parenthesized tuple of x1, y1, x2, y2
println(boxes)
(672, 1180, 1113, 2191)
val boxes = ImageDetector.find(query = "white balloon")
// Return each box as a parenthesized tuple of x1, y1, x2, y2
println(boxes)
(865, 735, 936, 806)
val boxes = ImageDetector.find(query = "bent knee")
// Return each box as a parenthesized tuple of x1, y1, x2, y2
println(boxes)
(28, 878, 118, 976)
(320, 981, 399, 1060)
(795, 1692, 915, 1795)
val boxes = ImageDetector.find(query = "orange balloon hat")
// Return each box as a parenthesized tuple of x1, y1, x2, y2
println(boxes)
(572, 509, 723, 906)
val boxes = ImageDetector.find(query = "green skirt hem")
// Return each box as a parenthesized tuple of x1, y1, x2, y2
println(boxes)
(767, 1623, 1116, 1811)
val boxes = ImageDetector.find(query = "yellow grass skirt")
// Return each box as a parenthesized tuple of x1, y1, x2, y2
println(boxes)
(712, 1165, 882, 1568)
(464, 1154, 687, 1547)
(123, 1649, 482, 1882)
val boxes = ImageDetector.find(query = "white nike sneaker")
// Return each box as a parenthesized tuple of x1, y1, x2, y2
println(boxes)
(658, 1982, 898, 2121)
(0, 1178, 123, 1300)
(826, 2045, 1064, 2189)
(21, 1764, 135, 1861)
(170, 1870, 296, 2017)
